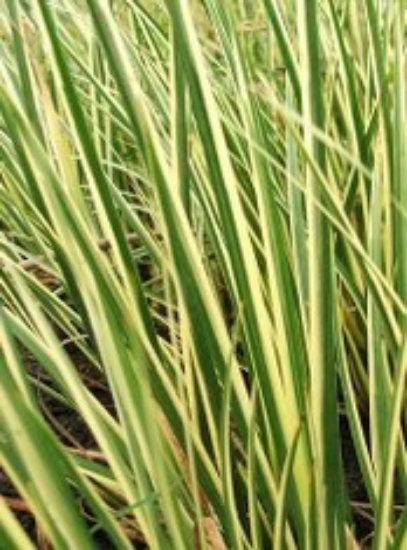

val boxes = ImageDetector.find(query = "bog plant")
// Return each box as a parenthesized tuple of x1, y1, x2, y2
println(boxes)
(0, 0, 406, 548)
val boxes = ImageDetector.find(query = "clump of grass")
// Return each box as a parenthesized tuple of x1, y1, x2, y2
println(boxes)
(0, 0, 406, 548)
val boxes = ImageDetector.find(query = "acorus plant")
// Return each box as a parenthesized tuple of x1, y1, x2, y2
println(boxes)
(0, 0, 406, 548)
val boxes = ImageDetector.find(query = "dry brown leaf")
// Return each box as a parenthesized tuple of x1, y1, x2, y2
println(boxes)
(193, 517, 227, 550)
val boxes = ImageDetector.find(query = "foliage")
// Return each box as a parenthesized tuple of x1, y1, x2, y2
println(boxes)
(0, 0, 406, 548)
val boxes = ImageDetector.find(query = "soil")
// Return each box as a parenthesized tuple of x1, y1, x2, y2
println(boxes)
(0, 346, 146, 549)
(339, 415, 374, 547)
(0, 347, 377, 548)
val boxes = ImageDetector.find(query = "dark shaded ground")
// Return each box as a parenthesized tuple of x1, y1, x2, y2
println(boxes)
(0, 347, 147, 549)
(339, 415, 374, 548)
(0, 346, 378, 548)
